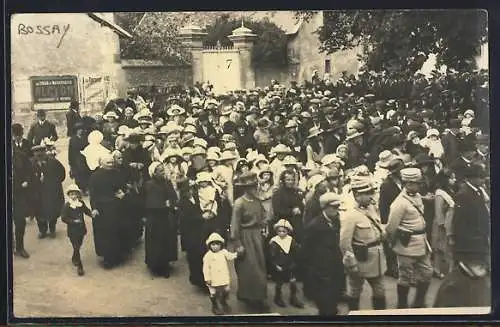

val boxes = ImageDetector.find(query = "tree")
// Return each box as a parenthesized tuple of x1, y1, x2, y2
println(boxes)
(296, 10, 488, 74)
(204, 15, 289, 68)
(115, 12, 190, 64)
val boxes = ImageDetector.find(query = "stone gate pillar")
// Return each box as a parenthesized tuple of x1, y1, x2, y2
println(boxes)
(179, 25, 207, 85)
(228, 24, 257, 90)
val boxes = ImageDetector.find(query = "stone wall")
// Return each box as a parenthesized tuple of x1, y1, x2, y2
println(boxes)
(121, 60, 193, 90)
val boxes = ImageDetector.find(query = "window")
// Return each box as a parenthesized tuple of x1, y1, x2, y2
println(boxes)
(325, 59, 331, 74)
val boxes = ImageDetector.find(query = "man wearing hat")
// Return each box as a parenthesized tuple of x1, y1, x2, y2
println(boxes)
(12, 123, 32, 158)
(386, 168, 433, 309)
(340, 177, 387, 311)
(302, 192, 345, 315)
(66, 100, 82, 137)
(433, 165, 490, 307)
(68, 122, 91, 194)
(13, 133, 35, 258)
(27, 109, 58, 146)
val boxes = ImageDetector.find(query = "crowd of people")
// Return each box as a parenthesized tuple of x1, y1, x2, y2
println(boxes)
(12, 67, 490, 315)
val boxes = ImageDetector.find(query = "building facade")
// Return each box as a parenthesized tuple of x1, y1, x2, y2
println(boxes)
(11, 13, 131, 132)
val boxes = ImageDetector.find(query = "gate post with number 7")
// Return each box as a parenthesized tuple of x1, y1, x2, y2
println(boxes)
(180, 23, 257, 94)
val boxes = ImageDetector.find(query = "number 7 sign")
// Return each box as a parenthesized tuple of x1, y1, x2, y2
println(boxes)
(226, 59, 232, 69)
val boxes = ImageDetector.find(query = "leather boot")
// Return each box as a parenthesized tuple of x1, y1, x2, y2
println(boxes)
(210, 296, 223, 315)
(221, 290, 231, 313)
(372, 296, 386, 310)
(289, 282, 304, 308)
(347, 296, 360, 311)
(397, 284, 410, 309)
(413, 282, 430, 308)
(274, 284, 286, 307)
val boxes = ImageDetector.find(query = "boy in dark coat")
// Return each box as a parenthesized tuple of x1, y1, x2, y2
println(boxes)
(61, 184, 98, 276)
(268, 219, 304, 308)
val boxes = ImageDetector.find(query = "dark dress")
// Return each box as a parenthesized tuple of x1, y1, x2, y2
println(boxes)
(272, 186, 305, 242)
(179, 189, 227, 289)
(89, 167, 125, 265)
(68, 135, 91, 192)
(144, 177, 179, 275)
(302, 214, 345, 316)
(36, 157, 66, 222)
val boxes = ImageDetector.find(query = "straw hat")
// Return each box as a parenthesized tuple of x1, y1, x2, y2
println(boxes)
(273, 219, 293, 232)
(196, 171, 214, 184)
(205, 232, 225, 247)
(219, 150, 237, 162)
(193, 138, 208, 150)
(103, 111, 118, 119)
(307, 126, 324, 139)
(234, 171, 258, 187)
(377, 150, 396, 169)
(400, 168, 422, 182)
(345, 129, 364, 141)
(350, 177, 376, 193)
(65, 184, 82, 195)
(166, 104, 186, 116)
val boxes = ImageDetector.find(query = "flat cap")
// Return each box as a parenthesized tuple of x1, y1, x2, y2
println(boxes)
(319, 192, 342, 209)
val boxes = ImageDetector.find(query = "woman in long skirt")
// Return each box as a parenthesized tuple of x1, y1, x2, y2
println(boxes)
(230, 171, 269, 312)
(178, 178, 227, 292)
(144, 162, 178, 277)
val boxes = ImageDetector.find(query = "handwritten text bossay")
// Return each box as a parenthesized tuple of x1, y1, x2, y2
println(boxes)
(17, 23, 71, 48)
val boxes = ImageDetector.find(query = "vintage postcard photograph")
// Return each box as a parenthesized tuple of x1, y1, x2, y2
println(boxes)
(10, 10, 490, 319)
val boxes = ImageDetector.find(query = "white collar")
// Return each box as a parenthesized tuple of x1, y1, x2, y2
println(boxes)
(270, 235, 293, 254)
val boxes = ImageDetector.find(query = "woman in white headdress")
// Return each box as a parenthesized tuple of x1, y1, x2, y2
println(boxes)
(81, 130, 111, 172)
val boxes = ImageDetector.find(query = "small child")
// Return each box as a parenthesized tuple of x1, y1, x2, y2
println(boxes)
(60, 184, 98, 276)
(203, 232, 241, 315)
(269, 219, 304, 308)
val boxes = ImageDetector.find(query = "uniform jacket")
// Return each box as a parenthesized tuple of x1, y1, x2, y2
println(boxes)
(340, 204, 386, 278)
(27, 120, 58, 146)
(452, 182, 490, 263)
(386, 189, 430, 257)
(203, 249, 238, 286)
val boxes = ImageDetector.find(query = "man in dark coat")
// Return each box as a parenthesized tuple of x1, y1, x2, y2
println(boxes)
(66, 100, 82, 137)
(323, 122, 343, 155)
(12, 124, 32, 158)
(434, 164, 490, 308)
(302, 192, 345, 316)
(12, 146, 34, 258)
(378, 158, 404, 278)
(27, 110, 58, 146)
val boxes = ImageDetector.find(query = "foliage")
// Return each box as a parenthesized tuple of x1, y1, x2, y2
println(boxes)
(115, 12, 190, 64)
(295, 10, 488, 74)
(203, 15, 289, 68)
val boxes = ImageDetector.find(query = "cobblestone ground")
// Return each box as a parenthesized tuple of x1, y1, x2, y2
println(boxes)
(12, 138, 442, 318)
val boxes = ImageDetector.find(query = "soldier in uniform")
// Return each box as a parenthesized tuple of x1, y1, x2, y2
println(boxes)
(386, 168, 433, 309)
(340, 177, 387, 311)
